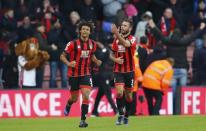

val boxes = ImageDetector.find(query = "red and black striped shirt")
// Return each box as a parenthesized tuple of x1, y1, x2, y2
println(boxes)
(112, 35, 137, 73)
(64, 39, 96, 77)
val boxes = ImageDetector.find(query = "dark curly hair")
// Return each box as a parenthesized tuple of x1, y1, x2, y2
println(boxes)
(77, 20, 95, 33)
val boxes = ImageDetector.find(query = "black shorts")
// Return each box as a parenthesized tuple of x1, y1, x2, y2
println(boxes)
(114, 72, 134, 89)
(68, 75, 93, 91)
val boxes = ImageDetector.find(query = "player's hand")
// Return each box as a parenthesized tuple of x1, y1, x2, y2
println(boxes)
(115, 56, 124, 64)
(68, 61, 76, 68)
(111, 24, 118, 35)
(96, 60, 102, 66)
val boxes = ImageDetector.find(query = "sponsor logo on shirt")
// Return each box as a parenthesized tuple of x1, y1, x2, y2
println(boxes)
(80, 50, 90, 58)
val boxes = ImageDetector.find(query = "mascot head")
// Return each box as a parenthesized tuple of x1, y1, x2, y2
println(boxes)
(15, 37, 39, 60)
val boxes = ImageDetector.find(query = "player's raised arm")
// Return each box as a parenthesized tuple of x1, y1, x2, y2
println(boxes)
(111, 24, 131, 47)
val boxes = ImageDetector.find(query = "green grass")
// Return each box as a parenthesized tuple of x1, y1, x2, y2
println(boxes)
(0, 115, 206, 131)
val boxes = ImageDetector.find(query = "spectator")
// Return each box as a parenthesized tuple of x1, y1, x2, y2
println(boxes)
(134, 11, 152, 43)
(47, 19, 68, 88)
(148, 19, 206, 114)
(158, 8, 177, 36)
(34, 23, 56, 53)
(152, 0, 188, 33)
(192, 0, 206, 49)
(1, 9, 18, 31)
(42, 11, 54, 33)
(134, 11, 157, 49)
(33, 23, 57, 88)
(43, 0, 52, 12)
(1, 9, 19, 44)
(2, 43, 18, 89)
(192, 34, 206, 85)
(18, 16, 34, 41)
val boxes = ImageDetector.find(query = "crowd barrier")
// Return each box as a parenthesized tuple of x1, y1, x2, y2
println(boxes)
(0, 87, 206, 118)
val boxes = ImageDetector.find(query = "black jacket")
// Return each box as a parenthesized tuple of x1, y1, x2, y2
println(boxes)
(144, 45, 167, 72)
(47, 28, 66, 61)
(33, 32, 53, 52)
(192, 47, 206, 80)
(151, 27, 203, 69)
(137, 46, 148, 73)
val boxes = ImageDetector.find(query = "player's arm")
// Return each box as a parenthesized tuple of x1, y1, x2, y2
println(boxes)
(109, 52, 124, 64)
(111, 24, 131, 47)
(60, 52, 76, 67)
(91, 54, 102, 66)
(60, 42, 76, 68)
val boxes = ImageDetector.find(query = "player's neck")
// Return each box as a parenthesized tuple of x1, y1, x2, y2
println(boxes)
(80, 36, 89, 42)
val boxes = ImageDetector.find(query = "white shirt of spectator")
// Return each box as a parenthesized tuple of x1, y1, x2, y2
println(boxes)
(18, 56, 36, 87)
(134, 21, 148, 43)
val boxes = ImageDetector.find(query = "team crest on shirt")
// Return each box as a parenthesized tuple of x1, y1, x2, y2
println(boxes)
(89, 44, 93, 49)
(65, 42, 71, 51)
(78, 45, 81, 48)
(81, 50, 90, 58)
(118, 45, 126, 52)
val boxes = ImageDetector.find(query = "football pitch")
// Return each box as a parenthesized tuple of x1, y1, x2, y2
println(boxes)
(0, 115, 205, 131)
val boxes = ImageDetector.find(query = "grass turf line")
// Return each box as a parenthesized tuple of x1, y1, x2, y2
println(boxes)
(0, 115, 205, 131)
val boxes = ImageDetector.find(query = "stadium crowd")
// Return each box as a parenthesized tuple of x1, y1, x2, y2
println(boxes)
(0, 0, 206, 116)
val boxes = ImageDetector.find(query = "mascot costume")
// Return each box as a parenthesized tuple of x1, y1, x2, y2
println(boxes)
(15, 37, 49, 88)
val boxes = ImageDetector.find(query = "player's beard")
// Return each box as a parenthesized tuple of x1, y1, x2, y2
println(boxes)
(83, 33, 89, 38)
(121, 30, 130, 37)
(80, 32, 89, 41)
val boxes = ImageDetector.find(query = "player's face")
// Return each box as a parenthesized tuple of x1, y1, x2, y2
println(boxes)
(120, 21, 131, 35)
(80, 25, 91, 38)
